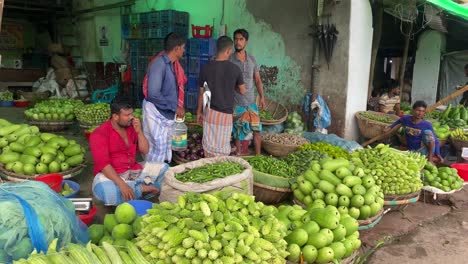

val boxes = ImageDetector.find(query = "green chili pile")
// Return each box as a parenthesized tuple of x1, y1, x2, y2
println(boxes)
(245, 155, 296, 178)
(300, 142, 350, 159)
(282, 148, 328, 174)
(175, 162, 244, 183)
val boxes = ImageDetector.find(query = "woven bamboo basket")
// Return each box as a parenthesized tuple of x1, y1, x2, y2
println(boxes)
(451, 138, 468, 151)
(258, 97, 288, 125)
(286, 249, 358, 264)
(355, 111, 399, 139)
(358, 208, 384, 230)
(262, 140, 300, 157)
(28, 120, 74, 132)
(0, 163, 85, 182)
(253, 182, 292, 204)
(17, 91, 50, 101)
(383, 191, 420, 211)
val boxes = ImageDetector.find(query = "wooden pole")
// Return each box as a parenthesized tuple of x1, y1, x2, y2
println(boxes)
(368, 1, 383, 98)
(398, 21, 413, 89)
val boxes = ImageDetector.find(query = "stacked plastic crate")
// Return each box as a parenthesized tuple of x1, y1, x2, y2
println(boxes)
(122, 10, 189, 105)
(184, 38, 216, 113)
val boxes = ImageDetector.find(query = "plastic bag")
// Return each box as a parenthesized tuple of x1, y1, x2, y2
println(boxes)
(262, 123, 284, 134)
(302, 132, 363, 152)
(0, 181, 88, 262)
(303, 93, 331, 131)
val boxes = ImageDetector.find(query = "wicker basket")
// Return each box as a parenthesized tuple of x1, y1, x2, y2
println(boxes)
(253, 182, 292, 204)
(383, 191, 420, 211)
(258, 97, 288, 125)
(28, 120, 74, 132)
(261, 140, 301, 157)
(358, 208, 384, 230)
(0, 163, 85, 182)
(17, 91, 50, 101)
(355, 111, 399, 139)
(451, 138, 468, 151)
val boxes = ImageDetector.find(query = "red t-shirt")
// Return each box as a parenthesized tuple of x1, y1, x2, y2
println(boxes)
(89, 120, 143, 176)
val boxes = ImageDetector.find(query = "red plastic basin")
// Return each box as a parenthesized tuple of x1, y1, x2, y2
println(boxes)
(34, 173, 63, 192)
(14, 100, 30, 107)
(450, 163, 468, 182)
(79, 206, 97, 226)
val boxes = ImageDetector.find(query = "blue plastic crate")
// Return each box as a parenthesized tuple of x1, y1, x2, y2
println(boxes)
(139, 12, 150, 24)
(122, 26, 130, 39)
(188, 38, 216, 56)
(122, 15, 130, 26)
(175, 25, 189, 38)
(184, 91, 198, 111)
(188, 56, 210, 75)
(130, 14, 140, 24)
(140, 24, 149, 39)
(149, 11, 160, 23)
(186, 75, 199, 92)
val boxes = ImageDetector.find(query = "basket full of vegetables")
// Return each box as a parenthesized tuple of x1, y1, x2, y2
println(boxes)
(261, 133, 309, 157)
(258, 97, 288, 125)
(355, 111, 399, 139)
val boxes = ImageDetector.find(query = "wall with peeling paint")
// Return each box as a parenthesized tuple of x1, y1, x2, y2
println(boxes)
(72, 0, 369, 137)
(73, 0, 310, 106)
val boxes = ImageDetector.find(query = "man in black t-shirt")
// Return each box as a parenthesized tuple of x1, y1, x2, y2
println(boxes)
(196, 36, 246, 157)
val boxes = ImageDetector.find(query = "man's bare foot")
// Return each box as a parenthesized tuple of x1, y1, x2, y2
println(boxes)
(141, 185, 159, 194)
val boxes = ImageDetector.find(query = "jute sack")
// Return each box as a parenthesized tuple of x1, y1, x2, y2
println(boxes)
(159, 156, 253, 203)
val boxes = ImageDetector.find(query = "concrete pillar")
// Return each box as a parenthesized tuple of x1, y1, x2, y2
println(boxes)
(412, 30, 446, 105)
(344, 0, 373, 140)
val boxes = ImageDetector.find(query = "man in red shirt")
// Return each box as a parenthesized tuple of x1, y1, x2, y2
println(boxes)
(90, 99, 167, 205)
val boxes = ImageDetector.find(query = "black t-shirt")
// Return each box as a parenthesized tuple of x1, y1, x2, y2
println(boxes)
(198, 60, 244, 114)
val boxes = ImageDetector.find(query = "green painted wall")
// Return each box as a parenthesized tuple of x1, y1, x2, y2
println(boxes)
(74, 0, 306, 105)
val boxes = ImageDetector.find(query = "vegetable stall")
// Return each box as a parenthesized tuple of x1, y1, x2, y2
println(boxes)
(0, 97, 467, 264)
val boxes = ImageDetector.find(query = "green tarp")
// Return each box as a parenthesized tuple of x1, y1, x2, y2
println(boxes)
(427, 0, 468, 20)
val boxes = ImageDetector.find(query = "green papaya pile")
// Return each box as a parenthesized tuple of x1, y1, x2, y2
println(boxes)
(0, 119, 85, 176)
(439, 104, 468, 129)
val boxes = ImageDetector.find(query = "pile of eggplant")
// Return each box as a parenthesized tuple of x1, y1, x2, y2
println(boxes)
(174, 132, 237, 161)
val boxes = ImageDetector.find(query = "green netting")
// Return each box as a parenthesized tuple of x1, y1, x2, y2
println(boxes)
(427, 0, 468, 20)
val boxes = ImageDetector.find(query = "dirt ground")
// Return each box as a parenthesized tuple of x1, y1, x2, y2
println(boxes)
(368, 205, 468, 264)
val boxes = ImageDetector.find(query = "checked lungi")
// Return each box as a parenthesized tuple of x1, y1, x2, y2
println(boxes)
(202, 108, 233, 157)
(142, 99, 174, 162)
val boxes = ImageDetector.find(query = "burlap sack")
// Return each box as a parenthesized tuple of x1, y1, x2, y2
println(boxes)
(159, 156, 253, 203)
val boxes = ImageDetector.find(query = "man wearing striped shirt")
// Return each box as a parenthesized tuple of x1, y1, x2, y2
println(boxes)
(379, 79, 401, 115)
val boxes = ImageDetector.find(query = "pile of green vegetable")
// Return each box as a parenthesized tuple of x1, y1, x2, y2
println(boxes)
(351, 144, 425, 195)
(259, 110, 275, 121)
(285, 112, 305, 134)
(24, 99, 84, 121)
(423, 163, 464, 192)
(75, 103, 110, 125)
(300, 142, 350, 159)
(438, 104, 468, 129)
(175, 162, 244, 183)
(135, 192, 289, 263)
(292, 158, 384, 220)
(282, 149, 328, 175)
(0, 119, 85, 175)
(245, 155, 297, 178)
(88, 203, 142, 246)
(277, 205, 361, 263)
(133, 108, 143, 120)
(358, 111, 395, 124)
(0, 91, 13, 101)
(14, 239, 148, 264)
